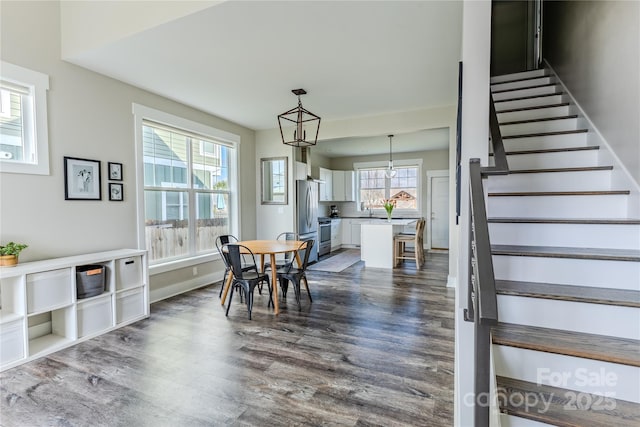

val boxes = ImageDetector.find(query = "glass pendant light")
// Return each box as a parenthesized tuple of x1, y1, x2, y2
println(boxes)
(385, 134, 397, 178)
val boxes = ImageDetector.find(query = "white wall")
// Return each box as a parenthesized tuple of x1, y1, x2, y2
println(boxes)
(0, 1, 257, 298)
(544, 0, 640, 185)
(455, 1, 493, 426)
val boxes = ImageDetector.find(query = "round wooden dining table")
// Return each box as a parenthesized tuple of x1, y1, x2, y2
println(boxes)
(220, 240, 305, 315)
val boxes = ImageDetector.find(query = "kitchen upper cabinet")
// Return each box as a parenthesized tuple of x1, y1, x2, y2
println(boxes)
(318, 167, 333, 201)
(331, 171, 355, 202)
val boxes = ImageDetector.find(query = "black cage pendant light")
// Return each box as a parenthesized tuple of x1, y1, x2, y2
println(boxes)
(278, 88, 321, 147)
(385, 134, 397, 178)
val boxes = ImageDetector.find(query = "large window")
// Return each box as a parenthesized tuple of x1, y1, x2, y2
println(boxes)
(356, 161, 421, 212)
(0, 62, 49, 175)
(134, 105, 239, 265)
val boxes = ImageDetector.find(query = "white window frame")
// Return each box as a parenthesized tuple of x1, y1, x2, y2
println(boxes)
(354, 159, 423, 215)
(132, 103, 241, 274)
(0, 61, 50, 175)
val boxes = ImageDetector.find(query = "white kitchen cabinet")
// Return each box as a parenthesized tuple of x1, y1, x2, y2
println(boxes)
(331, 171, 355, 202)
(319, 167, 333, 201)
(332, 171, 345, 201)
(341, 219, 353, 245)
(351, 222, 362, 246)
(0, 249, 148, 371)
(330, 218, 342, 250)
(340, 219, 368, 247)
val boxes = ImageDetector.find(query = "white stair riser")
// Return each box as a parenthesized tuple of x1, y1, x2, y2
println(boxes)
(496, 295, 640, 340)
(493, 85, 560, 102)
(500, 414, 553, 427)
(487, 194, 628, 218)
(497, 105, 570, 122)
(495, 95, 566, 112)
(492, 77, 554, 92)
(491, 69, 548, 84)
(489, 223, 640, 250)
(494, 345, 640, 403)
(493, 256, 640, 291)
(500, 150, 599, 169)
(486, 170, 612, 192)
(500, 118, 578, 137)
(503, 132, 588, 151)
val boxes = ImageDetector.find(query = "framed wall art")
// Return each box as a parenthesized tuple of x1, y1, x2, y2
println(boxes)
(109, 183, 124, 201)
(108, 162, 123, 181)
(64, 156, 102, 200)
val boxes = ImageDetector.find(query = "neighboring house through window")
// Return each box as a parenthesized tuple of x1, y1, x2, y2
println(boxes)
(355, 160, 422, 212)
(133, 104, 239, 266)
(0, 61, 50, 175)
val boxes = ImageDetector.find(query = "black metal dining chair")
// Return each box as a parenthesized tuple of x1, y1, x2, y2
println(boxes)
(224, 244, 272, 320)
(216, 234, 257, 298)
(264, 232, 299, 271)
(276, 239, 314, 310)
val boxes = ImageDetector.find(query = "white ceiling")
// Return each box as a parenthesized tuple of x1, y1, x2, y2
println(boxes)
(65, 1, 462, 154)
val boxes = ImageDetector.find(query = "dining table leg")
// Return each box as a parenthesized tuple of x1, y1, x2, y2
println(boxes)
(270, 253, 279, 314)
(220, 270, 233, 306)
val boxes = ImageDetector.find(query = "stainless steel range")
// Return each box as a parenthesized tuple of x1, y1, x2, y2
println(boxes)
(318, 217, 332, 257)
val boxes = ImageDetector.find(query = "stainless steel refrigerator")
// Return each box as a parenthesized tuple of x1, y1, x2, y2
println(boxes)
(296, 179, 319, 263)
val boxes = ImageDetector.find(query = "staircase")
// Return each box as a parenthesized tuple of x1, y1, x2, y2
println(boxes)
(487, 69, 640, 427)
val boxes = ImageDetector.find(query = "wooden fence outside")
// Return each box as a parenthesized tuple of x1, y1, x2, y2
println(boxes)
(145, 220, 228, 262)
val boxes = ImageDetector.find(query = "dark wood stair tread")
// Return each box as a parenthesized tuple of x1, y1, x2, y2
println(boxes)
(507, 166, 612, 174)
(488, 217, 640, 225)
(494, 92, 565, 103)
(493, 323, 640, 366)
(492, 83, 558, 94)
(496, 376, 640, 426)
(496, 280, 640, 308)
(490, 146, 600, 156)
(490, 73, 551, 85)
(500, 115, 578, 126)
(502, 129, 588, 139)
(488, 190, 630, 197)
(491, 244, 640, 262)
(496, 102, 570, 113)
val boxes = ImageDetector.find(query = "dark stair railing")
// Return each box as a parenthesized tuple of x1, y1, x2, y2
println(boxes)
(464, 94, 509, 427)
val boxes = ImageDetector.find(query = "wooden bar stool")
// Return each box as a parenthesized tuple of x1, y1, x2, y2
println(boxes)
(394, 218, 425, 267)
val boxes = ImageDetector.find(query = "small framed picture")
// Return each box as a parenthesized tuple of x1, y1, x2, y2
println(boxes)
(109, 183, 124, 201)
(64, 156, 101, 200)
(108, 162, 123, 181)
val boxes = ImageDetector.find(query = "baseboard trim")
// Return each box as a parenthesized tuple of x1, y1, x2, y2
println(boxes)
(149, 271, 223, 304)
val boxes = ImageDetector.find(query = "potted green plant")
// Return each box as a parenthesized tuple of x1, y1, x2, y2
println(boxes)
(0, 242, 28, 267)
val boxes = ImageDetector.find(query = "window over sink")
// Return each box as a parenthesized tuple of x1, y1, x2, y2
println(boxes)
(355, 159, 422, 212)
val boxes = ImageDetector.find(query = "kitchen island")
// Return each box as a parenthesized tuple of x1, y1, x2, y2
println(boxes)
(360, 219, 416, 268)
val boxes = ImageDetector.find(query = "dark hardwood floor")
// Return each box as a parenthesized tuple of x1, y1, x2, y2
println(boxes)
(1, 252, 454, 426)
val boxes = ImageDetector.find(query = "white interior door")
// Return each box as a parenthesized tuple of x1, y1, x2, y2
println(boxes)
(430, 175, 449, 249)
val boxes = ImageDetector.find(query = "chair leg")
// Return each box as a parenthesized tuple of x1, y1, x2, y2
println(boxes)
(219, 268, 229, 298)
(246, 287, 254, 320)
(279, 277, 289, 298)
(302, 276, 312, 302)
(267, 277, 274, 309)
(292, 278, 302, 311)
(225, 285, 234, 317)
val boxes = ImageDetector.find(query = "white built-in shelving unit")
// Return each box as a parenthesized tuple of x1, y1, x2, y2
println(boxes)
(0, 249, 148, 371)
